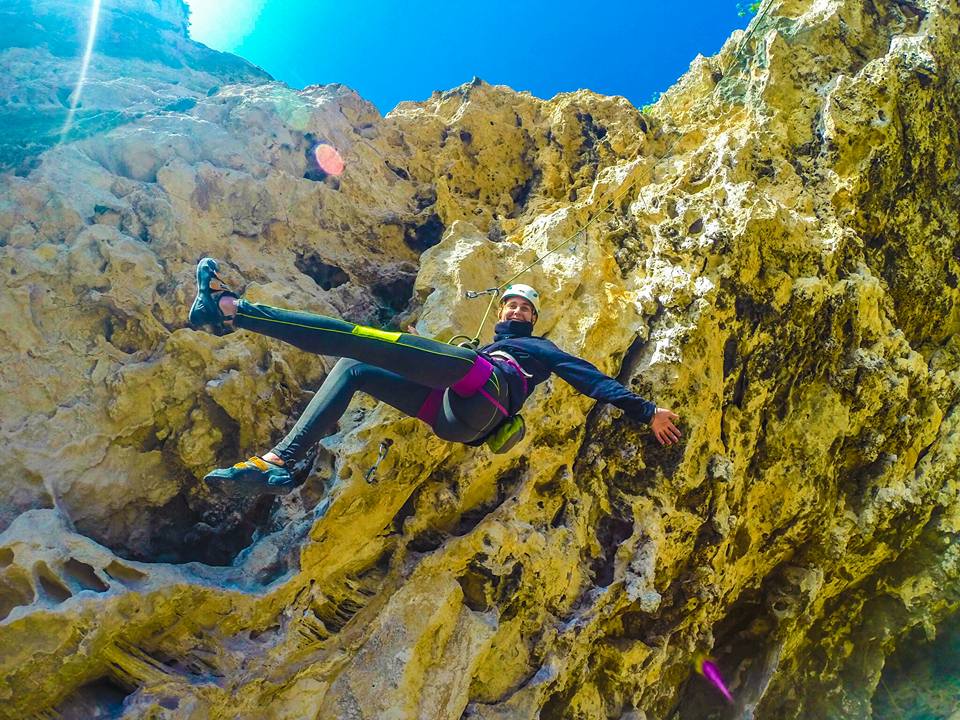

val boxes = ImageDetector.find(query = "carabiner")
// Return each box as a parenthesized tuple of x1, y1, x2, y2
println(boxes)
(465, 287, 500, 299)
(365, 439, 394, 484)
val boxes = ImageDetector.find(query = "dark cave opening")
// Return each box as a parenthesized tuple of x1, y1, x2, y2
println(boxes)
(68, 383, 337, 568)
(404, 213, 445, 252)
(71, 489, 279, 567)
(670, 590, 776, 720)
(70, 457, 322, 570)
(590, 512, 634, 587)
(371, 268, 417, 326)
(156, 440, 325, 566)
(452, 459, 528, 537)
(53, 677, 132, 720)
(295, 251, 350, 291)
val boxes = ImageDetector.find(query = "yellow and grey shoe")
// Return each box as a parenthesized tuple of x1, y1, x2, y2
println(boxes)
(203, 456, 296, 495)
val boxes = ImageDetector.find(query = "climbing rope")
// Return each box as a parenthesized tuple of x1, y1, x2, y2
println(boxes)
(449, 0, 777, 347)
(455, 157, 655, 348)
(308, 1, 777, 351)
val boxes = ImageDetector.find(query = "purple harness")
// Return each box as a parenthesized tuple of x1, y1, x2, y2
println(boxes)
(416, 353, 527, 426)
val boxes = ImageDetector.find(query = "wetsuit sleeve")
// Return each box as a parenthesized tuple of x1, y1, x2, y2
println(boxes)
(534, 342, 657, 423)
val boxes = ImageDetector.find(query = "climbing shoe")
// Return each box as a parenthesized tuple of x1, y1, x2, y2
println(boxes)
(188, 257, 236, 330)
(204, 456, 298, 495)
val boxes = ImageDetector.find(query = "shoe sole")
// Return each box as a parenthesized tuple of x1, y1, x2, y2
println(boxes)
(204, 473, 298, 497)
(189, 257, 223, 328)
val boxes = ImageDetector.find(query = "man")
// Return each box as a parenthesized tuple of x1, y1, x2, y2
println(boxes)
(189, 258, 681, 493)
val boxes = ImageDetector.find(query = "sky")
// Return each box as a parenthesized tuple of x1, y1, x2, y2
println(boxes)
(185, 0, 755, 115)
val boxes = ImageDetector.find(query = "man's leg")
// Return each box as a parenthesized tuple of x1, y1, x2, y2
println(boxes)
(205, 358, 433, 494)
(272, 359, 510, 459)
(270, 358, 431, 463)
(224, 298, 480, 389)
(205, 360, 511, 494)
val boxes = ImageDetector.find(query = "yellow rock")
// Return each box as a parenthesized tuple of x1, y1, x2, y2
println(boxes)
(1, 0, 959, 717)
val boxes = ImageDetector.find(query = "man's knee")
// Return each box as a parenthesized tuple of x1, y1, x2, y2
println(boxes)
(324, 357, 368, 386)
(334, 358, 382, 386)
(331, 357, 364, 372)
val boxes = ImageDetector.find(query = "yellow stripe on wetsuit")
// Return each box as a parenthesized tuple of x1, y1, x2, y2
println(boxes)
(351, 326, 401, 342)
(235, 309, 500, 393)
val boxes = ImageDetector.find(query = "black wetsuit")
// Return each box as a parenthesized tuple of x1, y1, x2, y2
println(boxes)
(234, 300, 507, 462)
(233, 303, 654, 464)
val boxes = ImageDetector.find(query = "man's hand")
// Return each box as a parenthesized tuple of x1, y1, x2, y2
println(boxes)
(651, 407, 682, 446)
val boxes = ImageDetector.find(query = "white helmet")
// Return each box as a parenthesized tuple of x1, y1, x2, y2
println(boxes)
(501, 283, 540, 315)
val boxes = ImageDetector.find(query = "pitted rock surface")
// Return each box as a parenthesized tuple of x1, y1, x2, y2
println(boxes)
(1, 0, 958, 718)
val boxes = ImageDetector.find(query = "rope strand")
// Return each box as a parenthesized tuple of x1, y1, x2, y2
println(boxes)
(456, 0, 776, 346)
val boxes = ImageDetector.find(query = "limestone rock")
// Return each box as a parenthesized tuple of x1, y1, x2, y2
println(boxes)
(1, 0, 959, 718)
(0, 0, 272, 174)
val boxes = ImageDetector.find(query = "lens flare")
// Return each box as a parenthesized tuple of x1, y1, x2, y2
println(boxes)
(695, 656, 734, 704)
(314, 143, 345, 176)
(59, 0, 102, 142)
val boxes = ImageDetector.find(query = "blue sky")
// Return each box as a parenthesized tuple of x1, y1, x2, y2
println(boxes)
(185, 1, 753, 115)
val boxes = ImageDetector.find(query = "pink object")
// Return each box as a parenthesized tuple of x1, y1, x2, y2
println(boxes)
(416, 389, 443, 425)
(477, 387, 508, 416)
(451, 356, 494, 396)
(314, 143, 345, 176)
(697, 658, 734, 704)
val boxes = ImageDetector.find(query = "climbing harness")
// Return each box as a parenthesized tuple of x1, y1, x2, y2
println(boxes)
(415, 354, 506, 423)
(364, 438, 393, 483)
(461, 350, 531, 453)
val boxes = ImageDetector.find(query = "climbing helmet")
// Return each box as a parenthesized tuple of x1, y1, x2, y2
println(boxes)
(500, 284, 540, 315)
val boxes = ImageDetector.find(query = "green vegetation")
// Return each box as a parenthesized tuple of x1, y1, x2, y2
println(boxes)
(737, 1, 761, 16)
(639, 91, 662, 114)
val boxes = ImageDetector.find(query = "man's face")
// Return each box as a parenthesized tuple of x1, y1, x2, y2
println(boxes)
(499, 297, 537, 324)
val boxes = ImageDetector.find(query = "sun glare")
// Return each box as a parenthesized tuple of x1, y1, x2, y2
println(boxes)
(58, 0, 102, 142)
(184, 0, 267, 52)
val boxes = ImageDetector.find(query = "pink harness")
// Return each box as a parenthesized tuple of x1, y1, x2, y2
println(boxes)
(416, 353, 528, 426)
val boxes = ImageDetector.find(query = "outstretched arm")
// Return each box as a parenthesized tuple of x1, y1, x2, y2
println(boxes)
(539, 344, 682, 446)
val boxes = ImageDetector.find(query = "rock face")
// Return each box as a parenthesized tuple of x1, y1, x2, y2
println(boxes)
(0, 0, 271, 173)
(1, 0, 958, 718)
